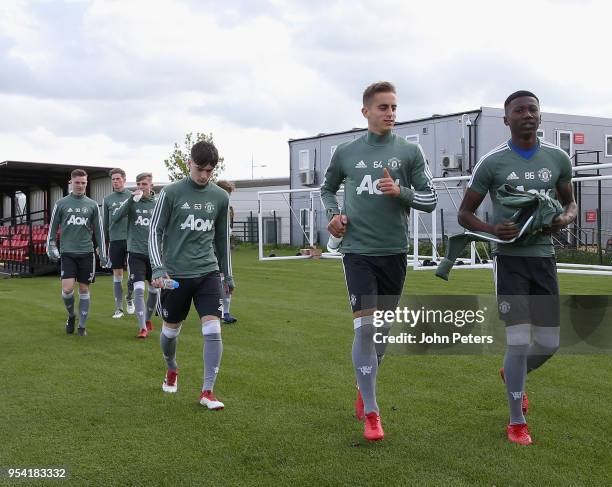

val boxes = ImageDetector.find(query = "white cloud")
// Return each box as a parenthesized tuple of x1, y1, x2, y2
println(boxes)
(1, 0, 611, 182)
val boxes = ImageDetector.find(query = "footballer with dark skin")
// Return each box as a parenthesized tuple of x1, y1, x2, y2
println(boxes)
(457, 90, 576, 446)
(458, 95, 576, 238)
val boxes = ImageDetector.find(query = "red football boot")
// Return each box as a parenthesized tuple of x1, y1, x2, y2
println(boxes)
(506, 423, 532, 445)
(364, 412, 384, 441)
(199, 390, 224, 410)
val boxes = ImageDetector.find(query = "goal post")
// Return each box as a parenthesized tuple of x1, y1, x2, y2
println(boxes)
(411, 167, 612, 276)
(257, 165, 612, 276)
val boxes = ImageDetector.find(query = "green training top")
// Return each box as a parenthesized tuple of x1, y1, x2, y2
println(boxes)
(148, 177, 231, 280)
(110, 192, 158, 256)
(320, 131, 437, 255)
(47, 193, 107, 257)
(468, 140, 572, 257)
(103, 189, 132, 242)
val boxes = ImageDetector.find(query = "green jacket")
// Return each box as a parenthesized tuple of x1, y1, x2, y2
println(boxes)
(110, 192, 158, 255)
(47, 193, 107, 259)
(148, 177, 231, 280)
(436, 184, 563, 281)
(103, 189, 132, 242)
(320, 131, 437, 255)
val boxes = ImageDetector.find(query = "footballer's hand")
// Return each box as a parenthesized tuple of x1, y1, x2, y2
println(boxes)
(544, 214, 573, 234)
(133, 190, 143, 202)
(493, 221, 519, 240)
(378, 168, 400, 197)
(224, 275, 235, 293)
(152, 274, 169, 289)
(328, 214, 348, 238)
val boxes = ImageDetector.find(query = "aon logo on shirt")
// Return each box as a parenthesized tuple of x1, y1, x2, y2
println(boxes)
(515, 186, 554, 197)
(135, 216, 150, 226)
(356, 174, 400, 195)
(180, 214, 214, 231)
(67, 215, 88, 225)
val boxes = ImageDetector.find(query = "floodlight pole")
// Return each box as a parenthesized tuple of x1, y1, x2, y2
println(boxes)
(251, 155, 267, 179)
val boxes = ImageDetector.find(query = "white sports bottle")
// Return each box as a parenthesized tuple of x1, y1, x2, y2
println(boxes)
(326, 208, 344, 253)
(327, 235, 343, 253)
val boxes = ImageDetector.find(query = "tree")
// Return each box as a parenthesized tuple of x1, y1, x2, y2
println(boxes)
(163, 132, 225, 182)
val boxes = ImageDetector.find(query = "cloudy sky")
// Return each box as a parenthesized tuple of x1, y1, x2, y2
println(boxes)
(1, 0, 610, 182)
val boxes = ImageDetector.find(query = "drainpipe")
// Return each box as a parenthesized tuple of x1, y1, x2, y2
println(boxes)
(470, 110, 482, 172)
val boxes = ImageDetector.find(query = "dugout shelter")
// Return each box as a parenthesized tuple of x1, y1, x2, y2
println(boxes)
(0, 161, 113, 277)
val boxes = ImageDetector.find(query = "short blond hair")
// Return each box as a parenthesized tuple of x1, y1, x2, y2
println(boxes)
(136, 172, 152, 182)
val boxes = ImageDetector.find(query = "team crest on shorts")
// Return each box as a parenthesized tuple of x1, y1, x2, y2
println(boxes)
(538, 168, 552, 182)
(499, 301, 511, 314)
(350, 294, 357, 307)
(162, 308, 168, 318)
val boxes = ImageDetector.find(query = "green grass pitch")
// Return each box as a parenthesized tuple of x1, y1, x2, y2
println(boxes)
(1, 247, 611, 486)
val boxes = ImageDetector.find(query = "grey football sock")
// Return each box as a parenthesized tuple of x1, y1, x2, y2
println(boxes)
(352, 316, 379, 415)
(78, 293, 90, 328)
(146, 288, 159, 321)
(222, 295, 231, 315)
(160, 325, 179, 370)
(62, 290, 75, 318)
(504, 324, 530, 425)
(133, 284, 146, 330)
(504, 345, 528, 425)
(374, 320, 393, 365)
(527, 326, 560, 373)
(202, 320, 223, 391)
(126, 277, 134, 301)
(113, 276, 123, 310)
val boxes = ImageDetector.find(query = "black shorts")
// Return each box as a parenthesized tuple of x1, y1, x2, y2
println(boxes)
(342, 253, 407, 313)
(60, 253, 96, 284)
(128, 253, 152, 283)
(108, 240, 128, 270)
(160, 271, 223, 324)
(494, 255, 560, 327)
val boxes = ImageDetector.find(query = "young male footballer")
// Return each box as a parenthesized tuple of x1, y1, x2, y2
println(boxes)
(216, 180, 237, 324)
(111, 172, 159, 338)
(102, 168, 134, 318)
(149, 140, 233, 410)
(321, 81, 437, 440)
(47, 169, 107, 336)
(458, 90, 576, 445)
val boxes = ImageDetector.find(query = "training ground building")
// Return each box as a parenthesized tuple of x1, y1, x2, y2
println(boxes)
(230, 178, 290, 245)
(286, 107, 612, 251)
